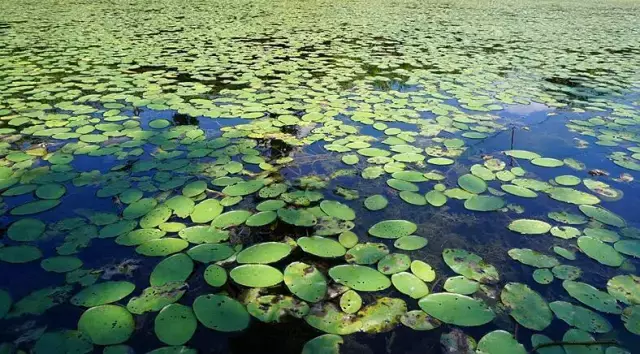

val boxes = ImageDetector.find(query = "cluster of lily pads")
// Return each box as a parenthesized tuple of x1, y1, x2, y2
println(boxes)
(0, 0, 639, 353)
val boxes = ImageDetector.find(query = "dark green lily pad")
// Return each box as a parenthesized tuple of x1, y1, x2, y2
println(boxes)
(136, 238, 189, 257)
(464, 195, 505, 211)
(150, 253, 193, 287)
(579, 205, 625, 227)
(302, 334, 343, 354)
(368, 220, 417, 239)
(0, 245, 42, 263)
(550, 301, 612, 333)
(7, 218, 46, 241)
(577, 236, 624, 267)
(607, 275, 640, 305)
(230, 264, 283, 287)
(364, 194, 388, 210)
(476, 330, 526, 354)
(563, 280, 622, 314)
(508, 248, 559, 268)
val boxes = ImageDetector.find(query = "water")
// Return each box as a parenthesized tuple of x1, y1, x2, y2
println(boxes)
(0, 0, 639, 353)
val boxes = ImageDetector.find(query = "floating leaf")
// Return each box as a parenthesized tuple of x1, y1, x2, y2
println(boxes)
(400, 310, 441, 331)
(247, 295, 309, 323)
(458, 174, 487, 194)
(508, 248, 559, 268)
(71, 281, 136, 307)
(368, 219, 417, 239)
(476, 330, 526, 354)
(236, 242, 291, 264)
(577, 236, 624, 267)
(302, 334, 343, 354)
(126, 282, 187, 314)
(230, 264, 283, 287)
(193, 294, 249, 332)
(284, 262, 327, 303)
(563, 280, 622, 314)
(298, 236, 346, 258)
(579, 205, 625, 227)
(508, 219, 551, 235)
(532, 269, 553, 284)
(150, 253, 193, 287)
(364, 195, 388, 210)
(155, 304, 197, 345)
(7, 218, 46, 242)
(443, 276, 479, 295)
(411, 260, 436, 282)
(304, 302, 361, 335)
(550, 301, 612, 333)
(345, 242, 388, 264)
(606, 275, 640, 305)
(392, 272, 429, 298)
(328, 265, 391, 292)
(418, 293, 494, 326)
(622, 306, 640, 335)
(501, 282, 552, 330)
(443, 248, 499, 284)
(464, 195, 505, 211)
(78, 305, 134, 345)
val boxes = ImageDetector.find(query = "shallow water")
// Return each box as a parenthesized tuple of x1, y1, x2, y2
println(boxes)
(0, 0, 640, 353)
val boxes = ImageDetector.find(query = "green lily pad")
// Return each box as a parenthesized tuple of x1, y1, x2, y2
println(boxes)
(245, 211, 277, 227)
(394, 235, 428, 250)
(501, 184, 538, 198)
(222, 180, 265, 196)
(552, 265, 582, 280)
(193, 294, 249, 332)
(364, 194, 388, 210)
(328, 265, 391, 292)
(607, 275, 640, 305)
(387, 178, 419, 192)
(368, 219, 417, 239)
(10, 199, 61, 215)
(178, 226, 229, 244)
(7, 218, 46, 241)
(166, 195, 195, 218)
(304, 302, 362, 335)
(562, 329, 604, 354)
(41, 256, 83, 273)
(230, 264, 283, 287)
(320, 200, 355, 221)
(302, 334, 343, 354)
(504, 150, 541, 160)
(443, 248, 499, 284)
(0, 245, 42, 263)
(136, 238, 189, 257)
(358, 297, 407, 333)
(123, 198, 157, 220)
(577, 236, 624, 267)
(508, 219, 551, 235)
(443, 276, 479, 295)
(476, 330, 526, 354)
(549, 301, 612, 333)
(440, 329, 477, 354)
(553, 246, 577, 260)
(339, 290, 362, 314)
(614, 240, 640, 258)
(418, 293, 495, 326)
(345, 242, 388, 264)
(298, 236, 346, 258)
(532, 268, 554, 284)
(150, 253, 193, 287)
(392, 272, 429, 298)
(563, 280, 622, 314)
(278, 208, 317, 227)
(33, 330, 93, 354)
(531, 157, 564, 168)
(35, 183, 66, 199)
(99, 220, 138, 239)
(501, 282, 552, 330)
(126, 282, 187, 315)
(236, 242, 291, 264)
(400, 310, 441, 331)
(0, 290, 11, 319)
(579, 205, 625, 227)
(425, 190, 447, 207)
(549, 188, 600, 205)
(550, 226, 581, 239)
(411, 260, 436, 282)
(211, 210, 252, 228)
(284, 262, 327, 303)
(71, 281, 136, 307)
(338, 231, 358, 248)
(508, 248, 559, 268)
(204, 264, 227, 287)
(78, 305, 134, 345)
(583, 228, 620, 243)
(458, 174, 487, 194)
(182, 181, 207, 197)
(399, 191, 427, 205)
(190, 199, 223, 223)
(247, 295, 309, 323)
(155, 304, 197, 345)
(622, 305, 640, 335)
(464, 195, 505, 211)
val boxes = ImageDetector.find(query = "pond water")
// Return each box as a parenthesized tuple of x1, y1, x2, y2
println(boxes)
(0, 0, 639, 353)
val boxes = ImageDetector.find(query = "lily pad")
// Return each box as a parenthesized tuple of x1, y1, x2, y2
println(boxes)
(579, 205, 625, 227)
(500, 282, 552, 330)
(7, 218, 46, 242)
(302, 334, 343, 354)
(622, 305, 640, 335)
(425, 190, 447, 207)
(552, 265, 582, 280)
(400, 310, 441, 331)
(443, 248, 499, 284)
(411, 260, 436, 282)
(577, 236, 624, 267)
(464, 195, 505, 211)
(418, 293, 495, 326)
(190, 199, 223, 223)
(476, 330, 526, 354)
(358, 297, 407, 333)
(304, 302, 361, 335)
(71, 281, 136, 307)
(236, 242, 291, 264)
(126, 282, 187, 314)
(392, 272, 429, 299)
(532, 269, 554, 284)
(364, 194, 388, 210)
(368, 219, 417, 239)
(230, 264, 283, 287)
(284, 262, 327, 303)
(508, 219, 551, 235)
(155, 304, 197, 345)
(328, 265, 391, 292)
(394, 235, 428, 251)
(0, 245, 42, 263)
(508, 248, 559, 268)
(345, 242, 389, 264)
(150, 253, 193, 287)
(458, 174, 487, 194)
(549, 188, 600, 205)
(607, 275, 640, 305)
(247, 295, 310, 323)
(443, 276, 479, 295)
(549, 301, 612, 333)
(193, 294, 249, 332)
(10, 200, 61, 215)
(339, 290, 362, 314)
(563, 280, 622, 314)
(78, 305, 134, 345)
